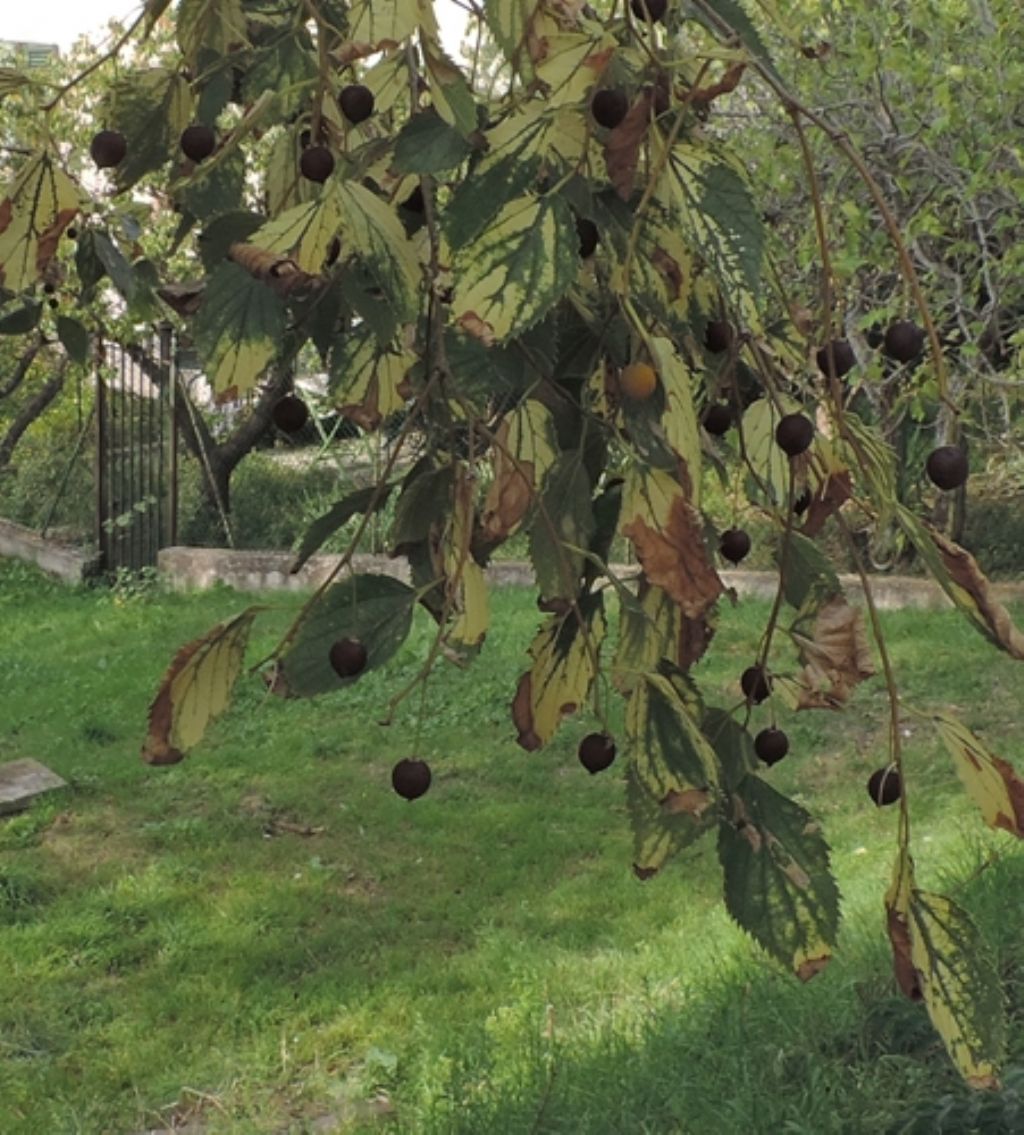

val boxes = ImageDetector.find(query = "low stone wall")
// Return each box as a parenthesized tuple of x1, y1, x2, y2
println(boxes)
(0, 518, 99, 583)
(156, 546, 537, 592)
(155, 544, 1024, 609)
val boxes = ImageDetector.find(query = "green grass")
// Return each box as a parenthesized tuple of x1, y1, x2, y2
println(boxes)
(1, 557, 1022, 1134)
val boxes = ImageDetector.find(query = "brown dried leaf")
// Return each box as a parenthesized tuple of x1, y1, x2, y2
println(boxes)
(887, 903, 924, 1000)
(228, 241, 318, 296)
(801, 470, 852, 537)
(604, 92, 652, 201)
(678, 611, 715, 670)
(930, 526, 1024, 660)
(456, 310, 496, 345)
(661, 787, 713, 817)
(690, 62, 746, 105)
(622, 494, 724, 619)
(792, 595, 875, 709)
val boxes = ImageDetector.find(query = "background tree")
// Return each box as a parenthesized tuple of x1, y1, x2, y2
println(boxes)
(2, 0, 1023, 1089)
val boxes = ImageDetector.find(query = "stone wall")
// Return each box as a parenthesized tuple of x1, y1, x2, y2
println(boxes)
(155, 544, 1024, 609)
(0, 518, 99, 583)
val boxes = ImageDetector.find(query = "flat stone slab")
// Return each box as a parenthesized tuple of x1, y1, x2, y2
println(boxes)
(0, 759, 67, 816)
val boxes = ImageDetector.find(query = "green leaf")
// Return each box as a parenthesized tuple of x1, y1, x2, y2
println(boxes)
(626, 672, 721, 812)
(627, 760, 715, 880)
(445, 152, 540, 250)
(193, 261, 286, 397)
(56, 316, 90, 365)
(0, 298, 42, 335)
(75, 230, 105, 295)
(141, 608, 259, 764)
(529, 456, 594, 603)
(687, 0, 783, 84)
(779, 531, 842, 611)
(291, 484, 394, 573)
(244, 30, 317, 120)
(391, 462, 454, 553)
(718, 775, 840, 980)
(612, 584, 678, 695)
(452, 194, 578, 342)
(0, 151, 80, 293)
(91, 231, 136, 302)
(107, 69, 193, 191)
(740, 397, 793, 506)
(176, 0, 248, 65)
(908, 889, 1005, 1087)
(335, 181, 420, 323)
(482, 0, 534, 77)
(422, 39, 478, 135)
(701, 708, 757, 792)
(198, 211, 266, 272)
(279, 574, 416, 697)
(0, 68, 33, 103)
(394, 112, 472, 174)
(176, 149, 248, 222)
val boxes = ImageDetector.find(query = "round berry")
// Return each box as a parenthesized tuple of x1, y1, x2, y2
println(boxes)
(180, 124, 216, 163)
(392, 757, 432, 800)
(719, 528, 751, 565)
(272, 394, 309, 433)
(704, 319, 734, 354)
(578, 733, 616, 774)
(883, 320, 925, 363)
(576, 216, 599, 258)
(591, 88, 629, 130)
(925, 445, 968, 491)
(702, 403, 732, 436)
(775, 412, 814, 457)
(328, 637, 367, 679)
(300, 145, 335, 183)
(815, 339, 856, 379)
(339, 83, 375, 124)
(754, 727, 789, 766)
(741, 665, 772, 705)
(867, 766, 901, 806)
(620, 361, 658, 401)
(90, 129, 127, 169)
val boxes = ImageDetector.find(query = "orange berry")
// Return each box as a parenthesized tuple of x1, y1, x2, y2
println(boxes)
(620, 361, 658, 400)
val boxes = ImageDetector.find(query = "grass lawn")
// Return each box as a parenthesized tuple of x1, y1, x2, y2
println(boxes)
(1, 557, 1022, 1134)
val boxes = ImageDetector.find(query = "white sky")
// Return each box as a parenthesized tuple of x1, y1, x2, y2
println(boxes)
(3, 0, 467, 55)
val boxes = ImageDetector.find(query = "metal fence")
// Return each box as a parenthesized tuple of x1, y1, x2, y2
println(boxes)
(95, 328, 178, 572)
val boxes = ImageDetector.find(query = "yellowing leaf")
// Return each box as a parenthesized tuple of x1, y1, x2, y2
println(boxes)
(934, 713, 1024, 838)
(330, 331, 415, 429)
(348, 0, 419, 51)
(0, 152, 80, 292)
(193, 261, 285, 398)
(740, 397, 796, 507)
(249, 189, 344, 275)
(532, 22, 615, 106)
(619, 466, 723, 618)
(444, 466, 490, 654)
(511, 594, 606, 750)
(453, 194, 578, 343)
(626, 673, 721, 807)
(649, 337, 701, 503)
(909, 891, 1005, 1088)
(142, 608, 259, 764)
(481, 400, 558, 541)
(336, 181, 420, 322)
(627, 761, 715, 880)
(886, 854, 1006, 1086)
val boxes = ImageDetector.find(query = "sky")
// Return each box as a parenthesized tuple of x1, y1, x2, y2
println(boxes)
(3, 0, 467, 54)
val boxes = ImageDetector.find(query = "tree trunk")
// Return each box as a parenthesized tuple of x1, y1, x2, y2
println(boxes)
(0, 359, 68, 470)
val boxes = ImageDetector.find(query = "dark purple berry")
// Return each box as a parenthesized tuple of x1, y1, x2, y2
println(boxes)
(741, 665, 772, 705)
(578, 733, 616, 774)
(328, 637, 367, 679)
(300, 145, 335, 183)
(815, 338, 857, 379)
(867, 766, 901, 806)
(272, 394, 309, 433)
(90, 129, 127, 169)
(775, 412, 814, 457)
(883, 320, 925, 363)
(719, 528, 751, 565)
(705, 319, 734, 354)
(339, 83, 375, 124)
(591, 88, 629, 129)
(702, 403, 732, 436)
(754, 727, 789, 766)
(925, 445, 968, 491)
(392, 757, 431, 800)
(180, 124, 216, 162)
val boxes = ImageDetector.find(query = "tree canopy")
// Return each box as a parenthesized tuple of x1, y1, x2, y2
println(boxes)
(1, 0, 1022, 1088)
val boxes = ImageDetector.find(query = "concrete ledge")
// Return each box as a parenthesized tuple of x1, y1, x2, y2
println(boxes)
(0, 518, 99, 583)
(156, 545, 1024, 610)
